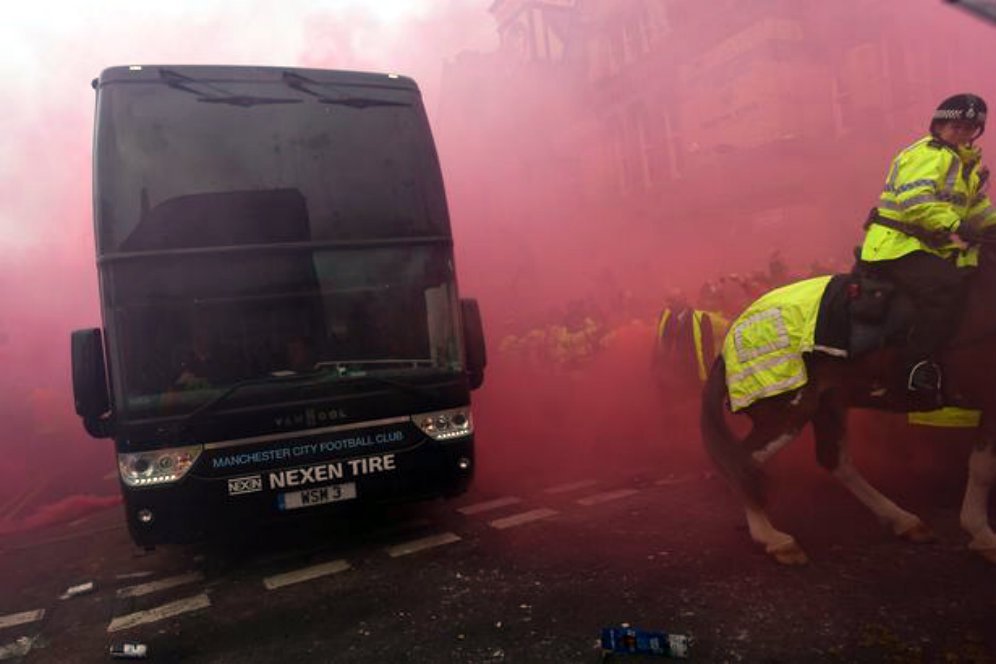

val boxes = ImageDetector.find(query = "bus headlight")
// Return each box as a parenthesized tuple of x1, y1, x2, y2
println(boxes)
(413, 408, 473, 440)
(118, 445, 203, 487)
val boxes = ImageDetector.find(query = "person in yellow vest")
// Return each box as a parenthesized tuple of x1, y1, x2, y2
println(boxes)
(652, 289, 728, 391)
(860, 93, 996, 401)
(700, 282, 734, 358)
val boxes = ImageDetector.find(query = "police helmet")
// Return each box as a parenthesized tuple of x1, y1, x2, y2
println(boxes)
(930, 93, 988, 138)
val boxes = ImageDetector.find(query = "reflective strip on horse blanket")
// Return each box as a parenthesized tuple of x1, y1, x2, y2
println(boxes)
(722, 276, 833, 412)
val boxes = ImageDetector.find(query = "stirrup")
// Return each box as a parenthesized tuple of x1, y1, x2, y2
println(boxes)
(907, 360, 941, 393)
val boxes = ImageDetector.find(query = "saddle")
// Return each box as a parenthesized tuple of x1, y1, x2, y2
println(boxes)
(813, 264, 914, 358)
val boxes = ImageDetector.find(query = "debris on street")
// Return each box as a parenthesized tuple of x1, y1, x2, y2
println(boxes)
(60, 581, 95, 599)
(600, 625, 691, 659)
(109, 642, 148, 659)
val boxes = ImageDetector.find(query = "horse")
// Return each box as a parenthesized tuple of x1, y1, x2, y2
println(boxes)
(701, 235, 996, 565)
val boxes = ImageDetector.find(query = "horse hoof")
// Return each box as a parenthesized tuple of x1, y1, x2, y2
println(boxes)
(897, 520, 936, 543)
(769, 540, 809, 566)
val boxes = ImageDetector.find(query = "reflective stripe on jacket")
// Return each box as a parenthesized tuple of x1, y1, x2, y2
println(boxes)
(722, 276, 833, 411)
(861, 135, 996, 264)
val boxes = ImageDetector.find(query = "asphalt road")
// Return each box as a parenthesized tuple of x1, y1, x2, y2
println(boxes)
(1, 450, 994, 663)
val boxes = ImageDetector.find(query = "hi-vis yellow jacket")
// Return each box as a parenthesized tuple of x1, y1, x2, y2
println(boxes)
(722, 276, 841, 411)
(655, 308, 729, 383)
(861, 135, 996, 267)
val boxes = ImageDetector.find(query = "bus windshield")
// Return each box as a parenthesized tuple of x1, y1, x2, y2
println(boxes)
(94, 70, 450, 254)
(109, 243, 462, 418)
(92, 69, 463, 418)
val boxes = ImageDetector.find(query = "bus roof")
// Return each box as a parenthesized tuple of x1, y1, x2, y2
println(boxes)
(93, 65, 420, 93)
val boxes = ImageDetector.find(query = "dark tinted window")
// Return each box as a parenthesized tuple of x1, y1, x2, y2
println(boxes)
(94, 75, 450, 254)
(109, 244, 462, 416)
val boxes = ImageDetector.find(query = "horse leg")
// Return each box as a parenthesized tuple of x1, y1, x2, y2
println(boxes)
(813, 396, 934, 542)
(744, 498, 808, 565)
(701, 363, 809, 564)
(959, 439, 996, 564)
(743, 423, 808, 565)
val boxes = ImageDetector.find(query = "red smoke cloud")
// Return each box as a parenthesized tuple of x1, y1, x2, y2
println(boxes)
(0, 2, 499, 530)
(2, 0, 994, 531)
(437, 0, 996, 495)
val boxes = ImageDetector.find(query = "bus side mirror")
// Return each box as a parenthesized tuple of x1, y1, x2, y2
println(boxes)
(460, 298, 486, 390)
(71, 328, 113, 438)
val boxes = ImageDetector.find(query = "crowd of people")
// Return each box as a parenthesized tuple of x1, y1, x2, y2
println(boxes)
(495, 249, 835, 381)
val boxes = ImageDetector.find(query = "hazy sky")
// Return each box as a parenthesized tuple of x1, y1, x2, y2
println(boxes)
(0, 1, 503, 521)
(0, 0, 497, 250)
(2, 0, 994, 525)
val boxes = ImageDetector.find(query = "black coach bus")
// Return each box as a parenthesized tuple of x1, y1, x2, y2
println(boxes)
(71, 65, 486, 548)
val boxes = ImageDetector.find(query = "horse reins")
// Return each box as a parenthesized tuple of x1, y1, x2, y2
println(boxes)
(863, 208, 996, 248)
(863, 209, 996, 350)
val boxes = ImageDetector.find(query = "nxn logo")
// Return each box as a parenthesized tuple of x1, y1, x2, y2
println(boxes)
(227, 475, 263, 496)
(274, 407, 347, 429)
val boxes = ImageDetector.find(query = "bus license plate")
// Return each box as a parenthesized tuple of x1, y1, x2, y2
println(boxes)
(278, 483, 357, 511)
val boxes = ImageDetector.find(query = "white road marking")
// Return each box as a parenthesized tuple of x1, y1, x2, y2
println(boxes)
(543, 479, 599, 494)
(116, 571, 204, 599)
(263, 560, 351, 590)
(488, 508, 558, 530)
(115, 571, 154, 581)
(457, 496, 521, 515)
(386, 532, 462, 557)
(0, 610, 44, 631)
(0, 635, 38, 661)
(577, 489, 639, 506)
(107, 593, 211, 633)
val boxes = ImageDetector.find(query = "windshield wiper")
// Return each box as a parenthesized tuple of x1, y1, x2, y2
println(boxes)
(318, 97, 408, 109)
(197, 95, 302, 107)
(179, 370, 340, 433)
(159, 69, 301, 107)
(281, 70, 410, 109)
(282, 71, 327, 98)
(177, 362, 442, 434)
(347, 374, 441, 401)
(314, 359, 435, 373)
(312, 359, 442, 400)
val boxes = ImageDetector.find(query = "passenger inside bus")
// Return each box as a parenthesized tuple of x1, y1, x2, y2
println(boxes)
(172, 322, 227, 390)
(284, 335, 317, 373)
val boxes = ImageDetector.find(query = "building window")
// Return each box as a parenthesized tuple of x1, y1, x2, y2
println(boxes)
(629, 102, 657, 189)
(604, 115, 627, 196)
(831, 76, 853, 137)
(502, 21, 531, 63)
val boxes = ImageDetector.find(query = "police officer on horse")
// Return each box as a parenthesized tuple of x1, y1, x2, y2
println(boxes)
(860, 93, 996, 402)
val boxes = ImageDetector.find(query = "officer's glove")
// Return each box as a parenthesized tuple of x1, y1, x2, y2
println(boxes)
(955, 222, 983, 245)
(948, 233, 970, 251)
